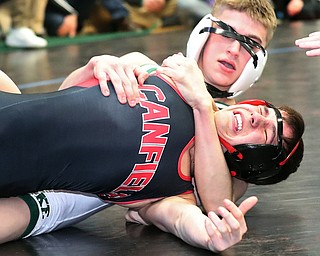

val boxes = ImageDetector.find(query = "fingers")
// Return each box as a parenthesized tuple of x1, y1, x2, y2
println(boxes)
(109, 66, 138, 107)
(221, 197, 257, 233)
(308, 31, 320, 37)
(295, 32, 320, 56)
(296, 39, 320, 48)
(209, 208, 236, 235)
(69, 27, 77, 38)
(205, 213, 221, 237)
(205, 208, 243, 252)
(159, 53, 198, 80)
(305, 49, 320, 57)
(93, 58, 141, 107)
(237, 196, 258, 215)
(134, 66, 149, 103)
(202, 197, 258, 252)
(161, 53, 188, 68)
(94, 70, 109, 96)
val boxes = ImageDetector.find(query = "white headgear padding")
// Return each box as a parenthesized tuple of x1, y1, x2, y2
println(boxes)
(186, 14, 268, 99)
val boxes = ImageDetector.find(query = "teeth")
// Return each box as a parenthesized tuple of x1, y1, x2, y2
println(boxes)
(235, 113, 242, 132)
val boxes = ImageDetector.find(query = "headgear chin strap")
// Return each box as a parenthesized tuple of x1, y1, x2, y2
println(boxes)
(186, 14, 267, 99)
(219, 100, 300, 185)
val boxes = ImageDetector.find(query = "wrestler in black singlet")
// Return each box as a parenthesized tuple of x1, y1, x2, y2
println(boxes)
(0, 75, 195, 203)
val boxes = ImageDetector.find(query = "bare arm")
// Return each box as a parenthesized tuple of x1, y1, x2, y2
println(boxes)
(192, 102, 232, 212)
(0, 73, 30, 242)
(60, 53, 151, 106)
(157, 53, 232, 213)
(0, 70, 21, 94)
(126, 195, 258, 252)
(0, 197, 30, 244)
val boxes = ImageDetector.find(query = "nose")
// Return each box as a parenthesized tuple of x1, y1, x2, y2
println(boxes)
(227, 39, 241, 57)
(250, 112, 269, 128)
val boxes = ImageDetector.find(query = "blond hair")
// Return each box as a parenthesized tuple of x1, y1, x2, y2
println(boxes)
(212, 0, 277, 44)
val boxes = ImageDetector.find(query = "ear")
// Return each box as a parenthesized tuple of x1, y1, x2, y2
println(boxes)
(186, 14, 212, 61)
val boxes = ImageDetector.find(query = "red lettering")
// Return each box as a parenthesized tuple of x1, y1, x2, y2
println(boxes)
(142, 123, 169, 145)
(103, 192, 129, 199)
(123, 172, 154, 187)
(106, 82, 171, 201)
(140, 101, 169, 122)
(139, 145, 165, 162)
(133, 163, 157, 172)
(139, 84, 166, 102)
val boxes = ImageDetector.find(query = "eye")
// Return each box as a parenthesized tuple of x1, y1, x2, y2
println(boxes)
(258, 106, 263, 115)
(264, 130, 268, 144)
(251, 43, 262, 53)
(260, 106, 268, 143)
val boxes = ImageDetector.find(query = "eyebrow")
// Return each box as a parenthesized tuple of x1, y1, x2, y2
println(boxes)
(263, 106, 276, 144)
(271, 124, 276, 145)
(212, 21, 263, 45)
(245, 34, 263, 45)
(269, 108, 277, 145)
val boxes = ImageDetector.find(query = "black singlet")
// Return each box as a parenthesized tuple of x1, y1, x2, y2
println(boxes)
(0, 75, 195, 203)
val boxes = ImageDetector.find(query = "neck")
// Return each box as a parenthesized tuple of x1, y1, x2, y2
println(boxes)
(205, 82, 233, 98)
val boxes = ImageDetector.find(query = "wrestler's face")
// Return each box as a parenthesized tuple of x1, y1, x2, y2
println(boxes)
(214, 104, 292, 147)
(198, 9, 268, 91)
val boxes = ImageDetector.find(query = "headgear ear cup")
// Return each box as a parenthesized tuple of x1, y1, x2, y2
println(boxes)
(186, 14, 212, 61)
(227, 50, 268, 98)
(186, 14, 268, 99)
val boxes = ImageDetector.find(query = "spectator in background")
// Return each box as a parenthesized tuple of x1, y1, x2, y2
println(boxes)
(272, 0, 320, 21)
(123, 0, 178, 29)
(0, 0, 48, 48)
(82, 1, 133, 34)
(176, 0, 213, 26)
(44, 0, 129, 37)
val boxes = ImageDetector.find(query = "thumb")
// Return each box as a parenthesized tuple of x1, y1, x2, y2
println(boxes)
(238, 196, 258, 215)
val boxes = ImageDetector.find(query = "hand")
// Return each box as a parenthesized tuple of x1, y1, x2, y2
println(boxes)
(157, 53, 212, 110)
(89, 55, 149, 107)
(287, 0, 304, 17)
(205, 196, 258, 252)
(57, 14, 78, 37)
(295, 31, 320, 56)
(143, 0, 166, 13)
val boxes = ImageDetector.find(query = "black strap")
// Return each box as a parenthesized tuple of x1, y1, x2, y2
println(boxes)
(199, 18, 266, 68)
(206, 82, 233, 98)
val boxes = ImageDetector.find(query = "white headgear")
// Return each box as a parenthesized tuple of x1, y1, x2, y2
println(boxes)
(186, 14, 268, 99)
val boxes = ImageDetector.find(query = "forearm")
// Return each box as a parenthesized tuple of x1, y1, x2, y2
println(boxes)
(193, 101, 232, 213)
(60, 52, 155, 91)
(169, 203, 213, 250)
(138, 197, 215, 251)
(120, 52, 158, 67)
(136, 194, 249, 252)
(0, 197, 30, 244)
(156, 54, 233, 212)
(59, 59, 96, 90)
(0, 70, 21, 94)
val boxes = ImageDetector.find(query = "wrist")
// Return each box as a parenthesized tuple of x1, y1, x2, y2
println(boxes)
(192, 97, 214, 112)
(84, 57, 97, 77)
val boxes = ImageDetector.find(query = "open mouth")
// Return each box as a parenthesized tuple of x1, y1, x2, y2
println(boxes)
(234, 113, 243, 132)
(220, 60, 235, 70)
